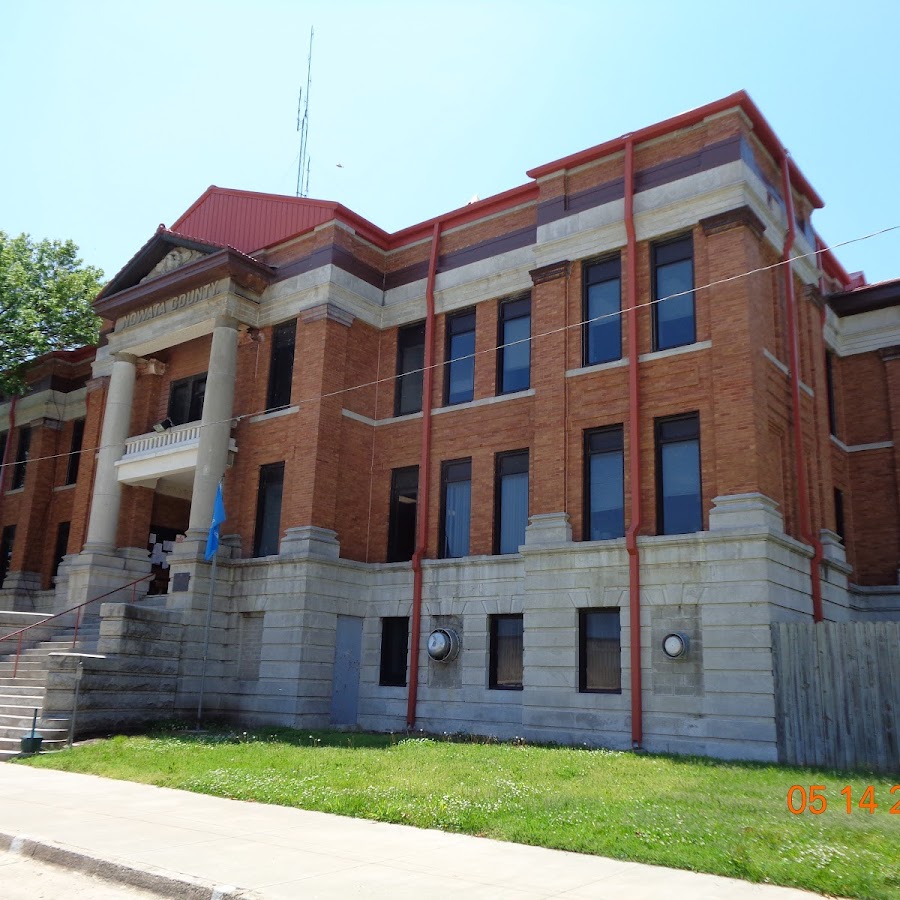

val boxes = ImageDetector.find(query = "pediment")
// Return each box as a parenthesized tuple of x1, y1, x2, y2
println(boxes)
(96, 231, 225, 304)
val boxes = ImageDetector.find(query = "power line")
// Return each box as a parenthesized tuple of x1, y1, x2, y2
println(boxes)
(1, 222, 897, 472)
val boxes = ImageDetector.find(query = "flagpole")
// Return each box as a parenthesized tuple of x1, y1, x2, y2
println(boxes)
(196, 551, 216, 729)
(196, 479, 225, 730)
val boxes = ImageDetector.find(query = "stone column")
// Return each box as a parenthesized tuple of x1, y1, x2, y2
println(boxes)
(84, 353, 137, 551)
(187, 316, 239, 536)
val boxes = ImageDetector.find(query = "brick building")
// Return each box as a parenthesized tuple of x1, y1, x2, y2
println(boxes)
(1, 90, 898, 760)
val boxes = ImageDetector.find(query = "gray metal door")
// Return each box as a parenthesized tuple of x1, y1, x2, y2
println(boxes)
(330, 615, 363, 725)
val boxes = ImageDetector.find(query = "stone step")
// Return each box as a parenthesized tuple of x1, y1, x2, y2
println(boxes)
(0, 712, 65, 729)
(0, 678, 46, 689)
(0, 685, 45, 697)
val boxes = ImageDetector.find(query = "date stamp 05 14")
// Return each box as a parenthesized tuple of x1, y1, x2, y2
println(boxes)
(787, 784, 900, 815)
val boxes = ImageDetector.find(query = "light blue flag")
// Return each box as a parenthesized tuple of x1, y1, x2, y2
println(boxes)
(205, 482, 226, 561)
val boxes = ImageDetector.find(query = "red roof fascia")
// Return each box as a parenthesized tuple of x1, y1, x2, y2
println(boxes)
(525, 90, 824, 210)
(816, 234, 853, 288)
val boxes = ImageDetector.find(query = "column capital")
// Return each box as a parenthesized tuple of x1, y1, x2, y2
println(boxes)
(214, 314, 240, 331)
(113, 352, 138, 365)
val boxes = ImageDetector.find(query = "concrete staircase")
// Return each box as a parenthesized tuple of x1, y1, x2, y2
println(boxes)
(0, 620, 101, 759)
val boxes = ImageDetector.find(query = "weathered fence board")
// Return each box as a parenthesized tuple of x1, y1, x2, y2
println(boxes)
(772, 622, 900, 773)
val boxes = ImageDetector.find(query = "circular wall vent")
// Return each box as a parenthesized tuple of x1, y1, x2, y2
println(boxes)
(427, 628, 461, 662)
(662, 632, 689, 659)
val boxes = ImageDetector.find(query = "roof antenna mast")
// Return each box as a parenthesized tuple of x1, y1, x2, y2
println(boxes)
(296, 26, 314, 198)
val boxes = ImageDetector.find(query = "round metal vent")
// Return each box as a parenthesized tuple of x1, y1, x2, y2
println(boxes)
(427, 628, 461, 663)
(662, 632, 689, 659)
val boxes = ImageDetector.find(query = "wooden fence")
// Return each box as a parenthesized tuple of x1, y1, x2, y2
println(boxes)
(771, 622, 900, 773)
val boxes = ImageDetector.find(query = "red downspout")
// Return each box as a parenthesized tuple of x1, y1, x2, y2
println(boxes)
(0, 396, 18, 526)
(781, 153, 824, 622)
(624, 137, 644, 749)
(406, 220, 441, 727)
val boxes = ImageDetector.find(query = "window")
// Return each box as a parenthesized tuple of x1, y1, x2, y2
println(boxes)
(0, 432, 7, 468)
(656, 413, 702, 535)
(834, 488, 845, 542)
(388, 466, 418, 563)
(440, 458, 471, 558)
(489, 614, 523, 690)
(498, 296, 531, 394)
(445, 309, 476, 405)
(11, 426, 31, 490)
(253, 462, 285, 557)
(395, 322, 426, 416)
(52, 521, 70, 579)
(579, 609, 621, 693)
(583, 257, 622, 365)
(584, 426, 625, 540)
(266, 320, 296, 411)
(0, 525, 15, 588)
(168, 374, 207, 426)
(825, 351, 838, 437)
(379, 617, 409, 686)
(65, 419, 85, 485)
(495, 450, 528, 554)
(652, 236, 695, 351)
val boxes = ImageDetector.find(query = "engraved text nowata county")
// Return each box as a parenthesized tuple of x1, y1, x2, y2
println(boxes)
(119, 281, 221, 330)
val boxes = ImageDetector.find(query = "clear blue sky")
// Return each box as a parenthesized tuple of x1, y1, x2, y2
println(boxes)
(2, 0, 897, 285)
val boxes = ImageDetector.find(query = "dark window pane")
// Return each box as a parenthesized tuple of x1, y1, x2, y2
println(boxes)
(388, 466, 418, 562)
(396, 322, 426, 416)
(584, 259, 621, 365)
(169, 374, 207, 426)
(499, 298, 531, 394)
(11, 426, 31, 490)
(826, 352, 837, 436)
(490, 614, 523, 689)
(653, 238, 695, 351)
(496, 450, 528, 554)
(585, 427, 624, 540)
(65, 419, 85, 485)
(253, 462, 285, 557)
(657, 415, 702, 535)
(446, 311, 476, 405)
(379, 617, 409, 686)
(267, 320, 296, 411)
(0, 525, 15, 588)
(834, 488, 845, 542)
(579, 609, 621, 692)
(441, 459, 471, 559)
(52, 521, 70, 579)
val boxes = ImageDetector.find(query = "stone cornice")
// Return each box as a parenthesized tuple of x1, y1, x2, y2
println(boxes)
(530, 260, 571, 285)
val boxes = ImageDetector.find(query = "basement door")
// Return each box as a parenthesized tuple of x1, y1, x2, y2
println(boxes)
(330, 615, 363, 725)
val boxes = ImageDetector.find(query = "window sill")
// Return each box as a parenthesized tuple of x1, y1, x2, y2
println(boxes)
(341, 409, 423, 428)
(53, 484, 77, 492)
(248, 405, 299, 424)
(433, 388, 534, 416)
(639, 340, 711, 363)
(566, 358, 628, 378)
(4, 487, 24, 496)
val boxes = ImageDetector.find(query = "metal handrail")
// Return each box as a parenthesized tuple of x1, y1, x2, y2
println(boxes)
(0, 573, 154, 677)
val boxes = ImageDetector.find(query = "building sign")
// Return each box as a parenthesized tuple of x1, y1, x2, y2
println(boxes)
(119, 281, 222, 330)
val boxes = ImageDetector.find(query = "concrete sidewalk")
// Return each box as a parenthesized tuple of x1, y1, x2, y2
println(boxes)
(0, 764, 824, 899)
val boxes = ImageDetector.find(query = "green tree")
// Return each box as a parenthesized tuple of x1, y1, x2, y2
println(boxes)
(0, 231, 103, 394)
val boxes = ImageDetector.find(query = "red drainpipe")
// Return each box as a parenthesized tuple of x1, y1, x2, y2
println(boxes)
(781, 153, 824, 622)
(406, 220, 442, 727)
(624, 137, 644, 749)
(0, 395, 19, 525)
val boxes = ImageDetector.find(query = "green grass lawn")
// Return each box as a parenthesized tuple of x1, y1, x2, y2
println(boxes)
(17, 729, 900, 899)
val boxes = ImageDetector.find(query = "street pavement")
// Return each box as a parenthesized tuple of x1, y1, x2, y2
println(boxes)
(0, 763, 828, 899)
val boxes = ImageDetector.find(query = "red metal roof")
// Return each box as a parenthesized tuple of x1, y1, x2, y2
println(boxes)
(170, 187, 345, 254)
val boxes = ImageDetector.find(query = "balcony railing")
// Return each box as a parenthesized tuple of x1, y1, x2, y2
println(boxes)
(115, 422, 236, 486)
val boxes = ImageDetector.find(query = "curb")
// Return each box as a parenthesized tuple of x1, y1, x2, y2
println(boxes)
(0, 831, 257, 899)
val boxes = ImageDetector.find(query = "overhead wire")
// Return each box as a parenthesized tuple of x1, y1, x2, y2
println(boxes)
(1, 221, 897, 473)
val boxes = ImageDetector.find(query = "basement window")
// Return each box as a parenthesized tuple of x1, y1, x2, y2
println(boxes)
(379, 617, 409, 686)
(489, 614, 523, 690)
(579, 608, 621, 693)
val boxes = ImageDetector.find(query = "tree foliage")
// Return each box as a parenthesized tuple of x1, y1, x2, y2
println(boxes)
(0, 231, 103, 394)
